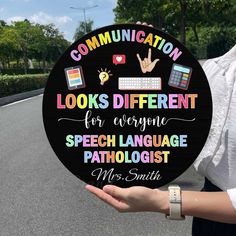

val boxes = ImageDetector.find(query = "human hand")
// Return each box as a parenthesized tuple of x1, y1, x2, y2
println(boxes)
(136, 22, 159, 73)
(85, 184, 169, 213)
(137, 48, 160, 73)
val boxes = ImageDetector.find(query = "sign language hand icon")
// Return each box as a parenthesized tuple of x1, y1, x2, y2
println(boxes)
(136, 48, 160, 73)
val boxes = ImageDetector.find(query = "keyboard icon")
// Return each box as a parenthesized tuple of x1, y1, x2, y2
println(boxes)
(118, 77, 162, 90)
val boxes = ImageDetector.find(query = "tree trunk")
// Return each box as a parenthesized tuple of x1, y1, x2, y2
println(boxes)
(179, 0, 187, 45)
(7, 57, 10, 68)
(158, 15, 163, 30)
(192, 23, 199, 44)
(2, 60, 6, 69)
(16, 59, 19, 69)
(43, 58, 46, 73)
(0, 59, 4, 70)
(22, 50, 28, 74)
(23, 57, 28, 74)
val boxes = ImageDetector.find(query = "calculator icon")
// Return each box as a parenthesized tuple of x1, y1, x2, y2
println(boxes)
(168, 64, 192, 90)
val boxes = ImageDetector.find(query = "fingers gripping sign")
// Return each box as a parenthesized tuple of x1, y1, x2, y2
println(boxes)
(136, 48, 160, 73)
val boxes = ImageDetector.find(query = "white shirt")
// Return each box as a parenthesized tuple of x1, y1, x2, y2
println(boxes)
(194, 45, 236, 210)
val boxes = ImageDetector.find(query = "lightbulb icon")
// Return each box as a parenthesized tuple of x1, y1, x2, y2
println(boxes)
(98, 68, 113, 85)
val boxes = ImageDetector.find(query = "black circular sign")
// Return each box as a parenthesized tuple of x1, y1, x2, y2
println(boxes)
(43, 24, 212, 188)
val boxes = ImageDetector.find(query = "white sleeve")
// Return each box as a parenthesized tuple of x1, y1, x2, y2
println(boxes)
(227, 188, 236, 211)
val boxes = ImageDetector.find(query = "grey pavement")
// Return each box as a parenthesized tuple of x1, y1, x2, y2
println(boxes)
(0, 88, 44, 107)
(0, 95, 204, 236)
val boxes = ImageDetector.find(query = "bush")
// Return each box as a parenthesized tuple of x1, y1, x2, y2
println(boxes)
(186, 26, 236, 59)
(0, 68, 50, 75)
(0, 73, 49, 98)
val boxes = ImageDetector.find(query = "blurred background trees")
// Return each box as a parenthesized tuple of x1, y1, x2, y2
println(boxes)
(0, 20, 69, 73)
(73, 20, 94, 41)
(0, 0, 235, 74)
(114, 0, 236, 58)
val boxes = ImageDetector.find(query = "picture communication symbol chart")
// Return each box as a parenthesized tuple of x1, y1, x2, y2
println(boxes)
(43, 24, 212, 188)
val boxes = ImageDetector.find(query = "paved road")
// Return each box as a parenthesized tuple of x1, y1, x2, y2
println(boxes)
(0, 95, 204, 236)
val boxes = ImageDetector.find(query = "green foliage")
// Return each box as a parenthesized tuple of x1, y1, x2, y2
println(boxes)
(0, 20, 70, 73)
(30, 23, 69, 72)
(114, 0, 236, 58)
(0, 73, 48, 97)
(187, 26, 236, 58)
(0, 68, 48, 75)
(74, 20, 94, 41)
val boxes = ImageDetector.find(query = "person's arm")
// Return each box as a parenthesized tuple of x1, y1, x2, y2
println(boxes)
(85, 185, 236, 224)
(182, 191, 236, 223)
